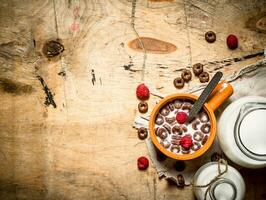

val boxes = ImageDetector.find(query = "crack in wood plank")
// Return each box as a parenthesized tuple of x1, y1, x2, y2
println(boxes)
(183, 0, 192, 66)
(131, 0, 147, 81)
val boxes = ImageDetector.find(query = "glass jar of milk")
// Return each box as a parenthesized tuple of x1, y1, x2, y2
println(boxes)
(218, 96, 266, 168)
(193, 162, 245, 200)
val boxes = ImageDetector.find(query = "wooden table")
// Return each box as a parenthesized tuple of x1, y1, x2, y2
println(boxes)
(0, 0, 265, 199)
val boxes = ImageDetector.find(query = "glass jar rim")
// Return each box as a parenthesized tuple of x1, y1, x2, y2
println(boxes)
(209, 178, 237, 200)
(234, 102, 266, 161)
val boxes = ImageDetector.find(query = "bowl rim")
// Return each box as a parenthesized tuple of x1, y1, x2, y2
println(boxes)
(149, 93, 217, 160)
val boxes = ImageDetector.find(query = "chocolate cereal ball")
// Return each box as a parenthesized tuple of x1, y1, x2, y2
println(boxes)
(205, 31, 216, 43)
(138, 101, 148, 113)
(181, 69, 192, 82)
(192, 63, 204, 76)
(173, 77, 185, 89)
(138, 127, 148, 140)
(199, 72, 210, 83)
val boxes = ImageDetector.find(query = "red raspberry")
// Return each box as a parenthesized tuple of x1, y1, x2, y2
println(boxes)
(136, 84, 150, 100)
(180, 135, 193, 150)
(137, 156, 149, 170)
(176, 112, 188, 124)
(226, 34, 238, 50)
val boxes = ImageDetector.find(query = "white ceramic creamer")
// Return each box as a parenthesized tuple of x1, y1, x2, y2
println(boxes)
(218, 96, 266, 168)
(193, 162, 245, 200)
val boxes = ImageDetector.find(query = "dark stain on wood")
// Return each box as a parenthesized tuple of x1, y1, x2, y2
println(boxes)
(243, 51, 264, 59)
(0, 180, 48, 199)
(158, 65, 168, 69)
(123, 62, 137, 72)
(68, 0, 72, 8)
(42, 40, 64, 58)
(256, 16, 266, 31)
(37, 76, 56, 108)
(128, 37, 177, 54)
(246, 13, 266, 33)
(240, 168, 266, 200)
(0, 41, 25, 61)
(58, 70, 66, 77)
(206, 50, 264, 73)
(91, 69, 96, 85)
(0, 78, 34, 95)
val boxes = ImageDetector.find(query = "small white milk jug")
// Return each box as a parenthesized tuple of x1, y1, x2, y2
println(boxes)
(193, 161, 245, 200)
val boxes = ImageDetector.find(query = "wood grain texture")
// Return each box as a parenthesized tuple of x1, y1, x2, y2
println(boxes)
(0, 0, 265, 199)
(128, 37, 177, 54)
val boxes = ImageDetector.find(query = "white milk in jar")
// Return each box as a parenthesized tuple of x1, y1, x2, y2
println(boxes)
(218, 96, 266, 168)
(193, 162, 245, 200)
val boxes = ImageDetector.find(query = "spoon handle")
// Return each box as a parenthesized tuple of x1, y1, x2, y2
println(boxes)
(187, 71, 223, 123)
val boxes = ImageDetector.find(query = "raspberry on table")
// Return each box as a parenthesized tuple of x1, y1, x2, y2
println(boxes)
(137, 156, 149, 170)
(136, 84, 150, 100)
(226, 34, 238, 50)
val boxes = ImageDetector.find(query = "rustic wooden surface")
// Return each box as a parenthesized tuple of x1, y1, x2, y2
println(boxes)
(0, 0, 266, 199)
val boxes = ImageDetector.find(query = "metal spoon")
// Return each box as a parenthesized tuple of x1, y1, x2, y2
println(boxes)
(187, 71, 223, 123)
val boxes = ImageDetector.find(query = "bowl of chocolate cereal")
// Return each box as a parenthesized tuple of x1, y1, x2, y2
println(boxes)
(149, 81, 233, 160)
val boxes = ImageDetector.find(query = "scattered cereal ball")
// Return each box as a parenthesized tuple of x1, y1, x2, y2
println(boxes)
(181, 69, 192, 82)
(205, 31, 216, 43)
(173, 77, 185, 89)
(211, 152, 222, 162)
(156, 149, 167, 162)
(192, 63, 204, 76)
(138, 101, 148, 113)
(177, 174, 185, 187)
(174, 161, 186, 172)
(199, 72, 210, 83)
(138, 127, 148, 140)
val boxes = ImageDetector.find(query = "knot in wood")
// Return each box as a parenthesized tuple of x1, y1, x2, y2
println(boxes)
(42, 40, 64, 58)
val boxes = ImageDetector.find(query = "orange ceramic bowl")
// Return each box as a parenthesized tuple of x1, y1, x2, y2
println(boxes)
(149, 81, 233, 160)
